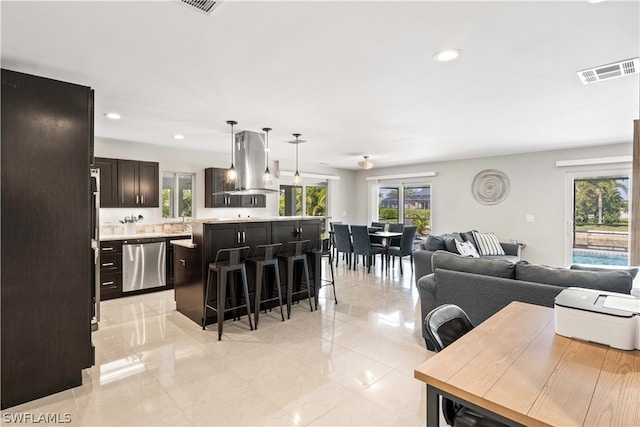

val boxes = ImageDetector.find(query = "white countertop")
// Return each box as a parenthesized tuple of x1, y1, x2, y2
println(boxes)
(100, 232, 192, 241)
(170, 239, 197, 248)
(193, 216, 325, 224)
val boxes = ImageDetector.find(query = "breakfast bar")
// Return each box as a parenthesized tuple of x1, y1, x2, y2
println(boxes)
(173, 217, 323, 326)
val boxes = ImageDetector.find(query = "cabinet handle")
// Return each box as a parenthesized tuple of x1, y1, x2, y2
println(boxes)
(180, 259, 186, 267)
(136, 194, 140, 204)
(237, 231, 241, 244)
(141, 195, 145, 204)
(102, 281, 114, 286)
(102, 247, 114, 252)
(102, 262, 114, 267)
(242, 231, 246, 243)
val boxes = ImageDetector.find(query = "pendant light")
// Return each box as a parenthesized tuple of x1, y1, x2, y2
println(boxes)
(291, 133, 303, 186)
(226, 120, 237, 184)
(262, 127, 273, 185)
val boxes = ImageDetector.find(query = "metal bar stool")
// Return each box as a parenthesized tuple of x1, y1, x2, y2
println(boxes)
(247, 243, 284, 329)
(202, 246, 253, 340)
(307, 237, 337, 309)
(278, 240, 313, 319)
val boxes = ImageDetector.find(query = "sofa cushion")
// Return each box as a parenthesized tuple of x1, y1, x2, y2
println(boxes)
(432, 250, 515, 279)
(455, 240, 480, 258)
(515, 261, 632, 294)
(441, 233, 463, 253)
(569, 264, 639, 279)
(460, 230, 478, 250)
(424, 234, 447, 251)
(472, 231, 506, 256)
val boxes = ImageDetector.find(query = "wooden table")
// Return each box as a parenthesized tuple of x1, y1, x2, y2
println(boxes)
(369, 231, 402, 272)
(414, 301, 640, 427)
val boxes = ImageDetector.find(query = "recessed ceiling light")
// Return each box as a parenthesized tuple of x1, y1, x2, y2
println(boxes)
(104, 112, 121, 120)
(433, 49, 461, 63)
(173, 134, 185, 140)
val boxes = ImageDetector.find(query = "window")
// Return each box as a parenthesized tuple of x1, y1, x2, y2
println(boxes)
(280, 182, 328, 235)
(162, 172, 194, 218)
(377, 183, 431, 235)
(378, 187, 399, 223)
(572, 175, 629, 266)
(404, 185, 431, 234)
(279, 185, 302, 216)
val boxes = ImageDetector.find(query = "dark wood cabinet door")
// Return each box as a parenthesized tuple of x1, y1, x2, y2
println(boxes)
(94, 157, 118, 207)
(117, 159, 138, 206)
(240, 222, 271, 249)
(204, 167, 245, 208)
(139, 161, 159, 207)
(116, 159, 158, 207)
(240, 195, 266, 207)
(271, 220, 299, 248)
(1, 69, 92, 409)
(299, 219, 322, 244)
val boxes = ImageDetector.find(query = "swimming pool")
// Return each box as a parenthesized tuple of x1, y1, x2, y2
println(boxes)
(572, 250, 629, 266)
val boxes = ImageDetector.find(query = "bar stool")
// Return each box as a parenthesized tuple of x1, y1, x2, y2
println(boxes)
(278, 240, 313, 319)
(202, 246, 253, 340)
(247, 243, 284, 329)
(307, 238, 337, 309)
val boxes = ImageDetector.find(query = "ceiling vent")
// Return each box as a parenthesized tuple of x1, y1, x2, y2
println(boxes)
(180, 0, 221, 15)
(577, 58, 639, 85)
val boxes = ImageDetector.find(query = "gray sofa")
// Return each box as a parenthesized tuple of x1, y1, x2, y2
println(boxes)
(415, 231, 521, 278)
(415, 250, 636, 349)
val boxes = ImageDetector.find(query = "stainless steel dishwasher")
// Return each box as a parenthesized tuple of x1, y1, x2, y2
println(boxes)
(122, 238, 166, 293)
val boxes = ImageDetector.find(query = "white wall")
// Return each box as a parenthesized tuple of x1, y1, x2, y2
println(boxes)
(353, 143, 633, 267)
(95, 137, 358, 225)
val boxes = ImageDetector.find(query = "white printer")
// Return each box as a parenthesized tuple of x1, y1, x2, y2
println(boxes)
(554, 287, 640, 350)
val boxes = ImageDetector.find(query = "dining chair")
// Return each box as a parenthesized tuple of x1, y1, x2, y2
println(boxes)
(387, 222, 404, 247)
(351, 225, 385, 273)
(387, 225, 417, 274)
(332, 224, 353, 269)
(424, 304, 507, 427)
(329, 221, 342, 259)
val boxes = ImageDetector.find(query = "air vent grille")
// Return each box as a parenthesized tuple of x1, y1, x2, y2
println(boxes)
(181, 0, 220, 14)
(577, 58, 639, 85)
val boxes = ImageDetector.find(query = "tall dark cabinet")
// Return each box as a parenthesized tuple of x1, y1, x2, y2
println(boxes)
(1, 69, 93, 409)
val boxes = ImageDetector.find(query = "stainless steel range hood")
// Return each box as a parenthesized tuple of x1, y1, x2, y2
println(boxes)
(227, 130, 278, 195)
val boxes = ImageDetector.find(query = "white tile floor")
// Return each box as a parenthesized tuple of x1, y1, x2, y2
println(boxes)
(2, 256, 437, 426)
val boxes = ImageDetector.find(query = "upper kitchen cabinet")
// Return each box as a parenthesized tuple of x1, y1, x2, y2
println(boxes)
(204, 167, 266, 208)
(204, 167, 239, 208)
(93, 157, 118, 208)
(118, 160, 159, 207)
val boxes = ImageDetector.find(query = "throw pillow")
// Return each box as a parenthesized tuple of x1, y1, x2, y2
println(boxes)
(472, 231, 506, 256)
(424, 235, 447, 251)
(455, 240, 480, 258)
(443, 237, 459, 254)
(459, 230, 478, 250)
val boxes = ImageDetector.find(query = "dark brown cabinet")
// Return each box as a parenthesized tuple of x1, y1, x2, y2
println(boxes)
(94, 157, 118, 208)
(118, 159, 159, 207)
(166, 235, 190, 288)
(204, 167, 265, 208)
(99, 240, 123, 300)
(93, 157, 159, 208)
(1, 69, 93, 409)
(177, 219, 321, 326)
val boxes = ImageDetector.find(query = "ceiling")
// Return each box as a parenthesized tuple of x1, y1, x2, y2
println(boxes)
(1, 1, 639, 170)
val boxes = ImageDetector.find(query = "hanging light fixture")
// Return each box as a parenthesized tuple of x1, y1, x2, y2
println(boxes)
(358, 155, 375, 170)
(262, 127, 273, 185)
(226, 120, 237, 184)
(290, 133, 303, 186)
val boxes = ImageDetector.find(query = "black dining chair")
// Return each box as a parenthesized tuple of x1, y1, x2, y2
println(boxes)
(425, 304, 508, 427)
(329, 221, 342, 260)
(387, 222, 404, 247)
(387, 225, 417, 275)
(351, 225, 385, 273)
(333, 224, 353, 269)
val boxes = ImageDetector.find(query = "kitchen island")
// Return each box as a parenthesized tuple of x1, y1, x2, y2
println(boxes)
(174, 217, 324, 326)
